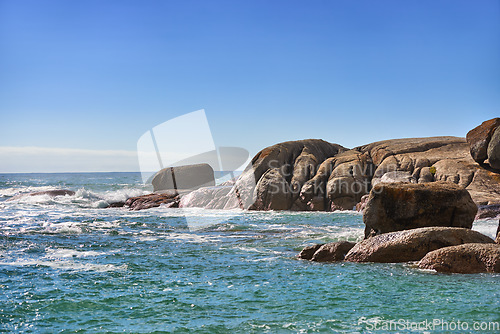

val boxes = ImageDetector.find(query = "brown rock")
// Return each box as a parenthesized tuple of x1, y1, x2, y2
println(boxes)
(418, 243, 500, 273)
(311, 241, 356, 262)
(363, 181, 477, 238)
(242, 139, 345, 210)
(344, 227, 494, 263)
(297, 244, 324, 260)
(125, 191, 180, 210)
(466, 118, 500, 164)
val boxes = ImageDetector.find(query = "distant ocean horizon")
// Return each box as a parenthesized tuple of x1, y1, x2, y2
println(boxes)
(1, 172, 499, 332)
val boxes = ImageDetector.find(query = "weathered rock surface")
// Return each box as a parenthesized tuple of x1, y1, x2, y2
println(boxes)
(151, 163, 215, 192)
(418, 243, 500, 273)
(310, 241, 356, 262)
(344, 227, 495, 263)
(363, 182, 477, 238)
(466, 118, 500, 164)
(125, 190, 180, 210)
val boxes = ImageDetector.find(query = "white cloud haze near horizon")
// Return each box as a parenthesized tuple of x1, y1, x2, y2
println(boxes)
(0, 147, 140, 173)
(0, 146, 253, 173)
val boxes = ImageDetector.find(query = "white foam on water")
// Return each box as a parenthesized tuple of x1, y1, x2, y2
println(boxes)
(472, 218, 498, 239)
(0, 259, 127, 272)
(41, 221, 83, 234)
(2, 186, 148, 208)
(0, 186, 61, 198)
(45, 248, 103, 258)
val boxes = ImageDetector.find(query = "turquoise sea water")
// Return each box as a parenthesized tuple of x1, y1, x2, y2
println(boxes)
(0, 173, 499, 333)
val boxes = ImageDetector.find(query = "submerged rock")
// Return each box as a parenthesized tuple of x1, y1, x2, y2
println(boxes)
(344, 227, 494, 263)
(418, 243, 500, 273)
(363, 181, 477, 238)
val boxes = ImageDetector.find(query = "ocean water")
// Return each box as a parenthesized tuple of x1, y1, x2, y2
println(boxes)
(0, 173, 499, 333)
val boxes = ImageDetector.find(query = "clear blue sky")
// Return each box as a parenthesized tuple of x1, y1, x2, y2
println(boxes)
(0, 0, 499, 172)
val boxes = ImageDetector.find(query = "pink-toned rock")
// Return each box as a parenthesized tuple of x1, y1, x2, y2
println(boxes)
(418, 243, 500, 273)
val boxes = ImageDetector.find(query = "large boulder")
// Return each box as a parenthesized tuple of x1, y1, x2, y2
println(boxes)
(344, 227, 494, 263)
(466, 118, 500, 164)
(151, 163, 215, 192)
(487, 126, 500, 170)
(418, 243, 500, 273)
(240, 139, 346, 210)
(363, 181, 477, 238)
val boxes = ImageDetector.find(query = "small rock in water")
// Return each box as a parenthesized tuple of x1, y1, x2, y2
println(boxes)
(418, 243, 500, 273)
(344, 227, 494, 263)
(311, 241, 356, 262)
(297, 244, 324, 260)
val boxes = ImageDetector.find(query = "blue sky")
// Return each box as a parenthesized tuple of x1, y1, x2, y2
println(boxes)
(1, 0, 499, 172)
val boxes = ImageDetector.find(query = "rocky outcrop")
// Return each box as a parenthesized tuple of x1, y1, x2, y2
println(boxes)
(132, 133, 500, 211)
(418, 243, 500, 273)
(151, 164, 215, 192)
(298, 241, 356, 262)
(363, 182, 477, 238)
(125, 190, 180, 210)
(344, 227, 494, 263)
(466, 118, 500, 164)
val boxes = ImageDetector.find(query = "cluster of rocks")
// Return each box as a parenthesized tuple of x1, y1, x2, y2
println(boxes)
(299, 181, 500, 274)
(122, 118, 500, 212)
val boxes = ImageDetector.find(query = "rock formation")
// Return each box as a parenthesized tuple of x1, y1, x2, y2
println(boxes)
(418, 243, 500, 273)
(177, 136, 500, 211)
(343, 227, 494, 263)
(362, 182, 477, 238)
